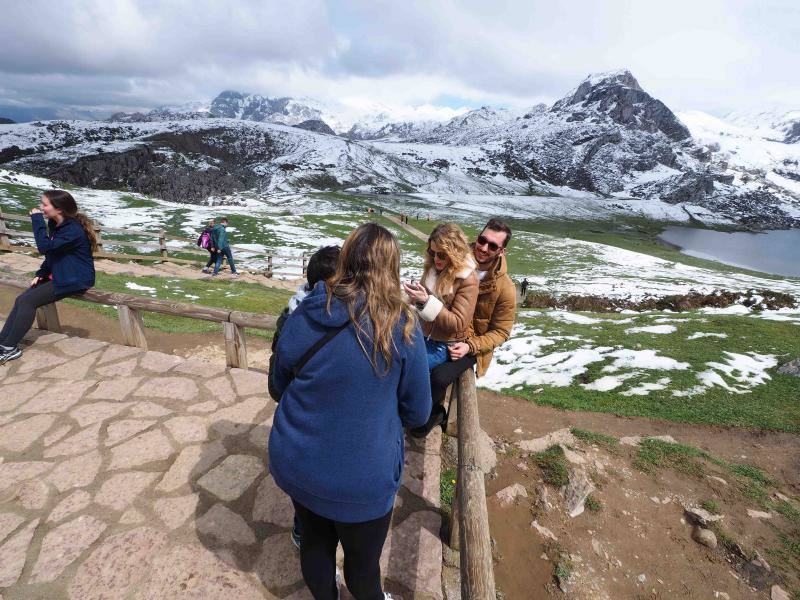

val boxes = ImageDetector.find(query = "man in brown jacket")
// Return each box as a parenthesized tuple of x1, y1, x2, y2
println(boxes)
(412, 218, 517, 437)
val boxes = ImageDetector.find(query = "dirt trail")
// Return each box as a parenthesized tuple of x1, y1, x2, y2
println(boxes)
(477, 389, 800, 599)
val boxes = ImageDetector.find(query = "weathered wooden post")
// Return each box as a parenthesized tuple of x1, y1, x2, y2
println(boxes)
(456, 369, 496, 598)
(266, 254, 274, 278)
(35, 304, 62, 333)
(223, 322, 248, 369)
(0, 207, 10, 250)
(301, 254, 308, 277)
(158, 230, 168, 261)
(118, 305, 148, 350)
(445, 384, 458, 435)
(93, 221, 103, 255)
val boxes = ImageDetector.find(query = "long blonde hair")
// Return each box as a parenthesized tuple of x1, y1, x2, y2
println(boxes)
(423, 222, 473, 297)
(326, 223, 416, 375)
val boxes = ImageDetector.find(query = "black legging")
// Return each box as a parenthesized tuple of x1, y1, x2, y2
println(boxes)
(292, 500, 392, 600)
(0, 281, 59, 348)
(430, 354, 477, 406)
(205, 250, 219, 269)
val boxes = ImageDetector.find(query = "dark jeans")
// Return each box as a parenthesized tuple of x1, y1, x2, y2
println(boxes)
(0, 281, 58, 347)
(205, 250, 218, 269)
(213, 246, 237, 274)
(430, 354, 477, 406)
(292, 500, 392, 600)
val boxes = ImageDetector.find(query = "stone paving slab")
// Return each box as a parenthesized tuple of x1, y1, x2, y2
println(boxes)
(0, 324, 443, 599)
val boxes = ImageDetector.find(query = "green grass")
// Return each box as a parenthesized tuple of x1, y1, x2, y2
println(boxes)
(570, 428, 619, 452)
(61, 271, 292, 336)
(700, 499, 720, 514)
(533, 444, 569, 487)
(502, 310, 800, 432)
(440, 467, 457, 511)
(634, 438, 710, 477)
(585, 495, 602, 512)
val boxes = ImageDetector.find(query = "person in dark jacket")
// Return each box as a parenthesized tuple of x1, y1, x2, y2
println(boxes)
(211, 217, 238, 276)
(268, 223, 431, 600)
(0, 190, 97, 364)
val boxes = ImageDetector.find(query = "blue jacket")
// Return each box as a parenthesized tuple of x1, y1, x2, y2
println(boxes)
(211, 224, 230, 249)
(32, 214, 95, 296)
(268, 281, 432, 523)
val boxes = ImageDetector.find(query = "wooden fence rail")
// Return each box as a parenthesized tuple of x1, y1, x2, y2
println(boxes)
(447, 369, 497, 599)
(0, 274, 276, 369)
(0, 206, 308, 278)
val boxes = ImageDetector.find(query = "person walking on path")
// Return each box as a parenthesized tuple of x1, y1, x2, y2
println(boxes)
(211, 217, 238, 276)
(0, 190, 96, 364)
(199, 218, 218, 273)
(268, 223, 431, 600)
(403, 223, 478, 434)
(520, 277, 529, 298)
(414, 218, 517, 436)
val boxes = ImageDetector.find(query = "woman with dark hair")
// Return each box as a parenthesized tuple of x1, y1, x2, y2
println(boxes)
(268, 223, 431, 600)
(0, 190, 97, 364)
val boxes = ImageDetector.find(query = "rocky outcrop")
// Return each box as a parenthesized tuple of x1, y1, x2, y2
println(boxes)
(0, 117, 15, 125)
(293, 119, 335, 135)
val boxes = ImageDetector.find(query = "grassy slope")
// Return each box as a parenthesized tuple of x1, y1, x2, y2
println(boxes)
(503, 310, 800, 432)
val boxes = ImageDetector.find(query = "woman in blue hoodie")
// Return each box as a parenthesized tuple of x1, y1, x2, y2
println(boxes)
(268, 223, 431, 600)
(0, 190, 96, 364)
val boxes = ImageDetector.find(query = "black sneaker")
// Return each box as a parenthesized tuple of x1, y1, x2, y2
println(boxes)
(0, 345, 22, 365)
(410, 405, 446, 438)
(291, 524, 302, 550)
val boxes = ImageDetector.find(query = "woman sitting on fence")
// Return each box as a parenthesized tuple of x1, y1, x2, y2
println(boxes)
(402, 222, 478, 437)
(0, 190, 97, 364)
(268, 223, 431, 599)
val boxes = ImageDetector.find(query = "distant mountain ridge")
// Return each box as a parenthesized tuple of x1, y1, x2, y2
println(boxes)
(2, 70, 798, 229)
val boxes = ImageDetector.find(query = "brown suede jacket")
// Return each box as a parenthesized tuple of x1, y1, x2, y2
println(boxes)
(466, 254, 517, 377)
(417, 260, 479, 342)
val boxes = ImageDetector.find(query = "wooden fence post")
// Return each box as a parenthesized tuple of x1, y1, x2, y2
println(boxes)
(35, 303, 62, 333)
(450, 475, 461, 550)
(118, 305, 148, 350)
(158, 230, 168, 261)
(223, 322, 248, 369)
(0, 207, 10, 250)
(301, 254, 308, 277)
(93, 222, 103, 254)
(266, 254, 274, 278)
(445, 384, 458, 436)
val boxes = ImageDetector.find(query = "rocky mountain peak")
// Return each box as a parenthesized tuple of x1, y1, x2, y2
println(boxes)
(552, 69, 690, 141)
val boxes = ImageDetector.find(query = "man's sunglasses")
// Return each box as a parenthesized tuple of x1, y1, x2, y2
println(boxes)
(476, 235, 502, 252)
(427, 248, 448, 260)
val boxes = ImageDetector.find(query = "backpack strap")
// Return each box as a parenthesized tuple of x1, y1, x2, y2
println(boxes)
(291, 322, 349, 378)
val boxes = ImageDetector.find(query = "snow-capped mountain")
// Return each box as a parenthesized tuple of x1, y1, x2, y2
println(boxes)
(2, 70, 798, 228)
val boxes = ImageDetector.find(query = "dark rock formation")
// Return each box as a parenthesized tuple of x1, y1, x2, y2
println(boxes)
(0, 117, 15, 125)
(293, 119, 335, 135)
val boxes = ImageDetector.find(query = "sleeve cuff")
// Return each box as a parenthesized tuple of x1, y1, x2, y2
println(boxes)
(418, 295, 444, 322)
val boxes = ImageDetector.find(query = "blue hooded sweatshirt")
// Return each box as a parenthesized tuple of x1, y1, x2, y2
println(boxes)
(268, 281, 432, 523)
(32, 213, 95, 296)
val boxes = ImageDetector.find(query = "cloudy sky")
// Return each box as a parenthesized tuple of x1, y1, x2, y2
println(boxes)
(0, 0, 797, 122)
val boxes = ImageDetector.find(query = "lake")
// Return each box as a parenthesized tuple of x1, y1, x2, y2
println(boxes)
(658, 226, 800, 277)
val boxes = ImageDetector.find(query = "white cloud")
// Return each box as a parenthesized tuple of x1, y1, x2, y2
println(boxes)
(0, 0, 797, 119)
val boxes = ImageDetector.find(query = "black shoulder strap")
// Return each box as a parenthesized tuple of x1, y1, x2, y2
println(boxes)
(291, 322, 349, 378)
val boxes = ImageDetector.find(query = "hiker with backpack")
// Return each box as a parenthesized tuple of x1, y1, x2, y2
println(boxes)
(0, 190, 96, 365)
(268, 223, 431, 600)
(211, 217, 238, 276)
(198, 219, 218, 274)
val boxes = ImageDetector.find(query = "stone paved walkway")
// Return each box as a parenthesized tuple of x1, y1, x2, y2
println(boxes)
(0, 325, 443, 599)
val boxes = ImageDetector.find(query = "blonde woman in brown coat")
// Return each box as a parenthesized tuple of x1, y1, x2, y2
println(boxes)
(403, 223, 478, 437)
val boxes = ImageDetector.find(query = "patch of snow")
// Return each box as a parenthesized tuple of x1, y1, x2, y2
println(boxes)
(625, 325, 677, 334)
(125, 282, 157, 293)
(687, 332, 728, 340)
